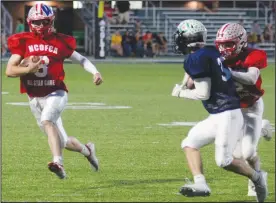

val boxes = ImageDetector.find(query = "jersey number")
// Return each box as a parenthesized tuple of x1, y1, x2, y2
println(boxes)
(217, 58, 231, 81)
(34, 64, 48, 78)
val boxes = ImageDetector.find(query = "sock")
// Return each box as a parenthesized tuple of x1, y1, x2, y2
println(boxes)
(53, 156, 63, 165)
(251, 170, 261, 182)
(80, 144, 90, 157)
(194, 174, 206, 184)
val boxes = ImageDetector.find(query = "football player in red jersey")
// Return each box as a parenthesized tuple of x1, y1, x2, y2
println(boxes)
(6, 3, 103, 179)
(215, 22, 271, 197)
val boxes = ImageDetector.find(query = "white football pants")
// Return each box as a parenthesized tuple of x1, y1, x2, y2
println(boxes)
(181, 109, 244, 168)
(28, 90, 68, 148)
(233, 97, 264, 160)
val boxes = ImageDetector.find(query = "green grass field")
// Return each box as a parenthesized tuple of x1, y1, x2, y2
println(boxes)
(2, 63, 275, 202)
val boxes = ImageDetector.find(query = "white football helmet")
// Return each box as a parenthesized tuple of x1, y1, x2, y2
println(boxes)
(215, 23, 247, 58)
(174, 19, 207, 54)
(27, 3, 55, 36)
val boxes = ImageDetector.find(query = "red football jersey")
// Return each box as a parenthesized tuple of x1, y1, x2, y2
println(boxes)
(225, 48, 267, 108)
(7, 32, 76, 97)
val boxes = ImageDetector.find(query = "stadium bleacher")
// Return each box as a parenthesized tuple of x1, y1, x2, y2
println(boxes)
(107, 7, 275, 59)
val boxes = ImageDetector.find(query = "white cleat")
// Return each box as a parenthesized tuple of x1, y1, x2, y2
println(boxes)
(253, 171, 268, 202)
(261, 119, 273, 141)
(248, 179, 257, 197)
(85, 142, 99, 171)
(179, 181, 211, 197)
(48, 162, 66, 179)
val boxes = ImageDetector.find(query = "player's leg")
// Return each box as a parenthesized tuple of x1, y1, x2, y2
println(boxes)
(180, 116, 216, 196)
(215, 109, 268, 202)
(241, 98, 264, 196)
(28, 95, 65, 178)
(41, 90, 68, 179)
(55, 118, 99, 171)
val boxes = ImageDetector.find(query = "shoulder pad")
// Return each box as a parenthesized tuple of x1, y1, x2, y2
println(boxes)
(56, 33, 77, 50)
(244, 49, 267, 69)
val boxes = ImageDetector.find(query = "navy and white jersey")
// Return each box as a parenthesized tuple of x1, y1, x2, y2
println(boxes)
(184, 46, 240, 114)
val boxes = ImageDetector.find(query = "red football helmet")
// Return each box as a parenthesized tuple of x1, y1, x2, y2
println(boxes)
(26, 3, 55, 36)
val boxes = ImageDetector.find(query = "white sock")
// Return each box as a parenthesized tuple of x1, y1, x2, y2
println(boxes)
(194, 174, 207, 184)
(53, 156, 63, 165)
(80, 144, 90, 157)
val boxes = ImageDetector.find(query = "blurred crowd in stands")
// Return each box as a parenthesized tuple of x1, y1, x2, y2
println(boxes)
(107, 0, 275, 57)
(110, 29, 167, 58)
(1, 1, 275, 57)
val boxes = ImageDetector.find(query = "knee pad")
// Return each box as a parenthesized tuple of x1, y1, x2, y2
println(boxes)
(215, 145, 233, 168)
(244, 150, 257, 161)
(242, 145, 256, 161)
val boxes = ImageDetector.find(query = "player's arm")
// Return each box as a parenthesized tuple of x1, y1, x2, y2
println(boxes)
(230, 67, 260, 85)
(6, 54, 41, 77)
(172, 77, 211, 100)
(69, 51, 103, 85)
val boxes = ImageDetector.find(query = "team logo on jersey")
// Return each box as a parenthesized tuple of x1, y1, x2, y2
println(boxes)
(28, 44, 58, 54)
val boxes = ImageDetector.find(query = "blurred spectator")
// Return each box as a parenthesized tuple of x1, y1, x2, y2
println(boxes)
(267, 1, 276, 24)
(115, 1, 130, 24)
(143, 31, 155, 57)
(250, 20, 264, 43)
(135, 19, 142, 30)
(136, 36, 144, 58)
(111, 30, 123, 56)
(104, 1, 116, 24)
(247, 33, 259, 48)
(135, 29, 142, 42)
(128, 30, 136, 55)
(15, 18, 24, 33)
(152, 33, 158, 57)
(122, 30, 136, 56)
(262, 24, 274, 43)
(203, 0, 219, 13)
(156, 32, 167, 55)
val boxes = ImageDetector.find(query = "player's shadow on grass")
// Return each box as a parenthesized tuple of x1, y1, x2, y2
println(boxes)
(79, 178, 184, 190)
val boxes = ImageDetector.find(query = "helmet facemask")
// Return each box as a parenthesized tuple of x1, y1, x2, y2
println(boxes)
(173, 30, 206, 55)
(216, 40, 237, 58)
(29, 18, 54, 35)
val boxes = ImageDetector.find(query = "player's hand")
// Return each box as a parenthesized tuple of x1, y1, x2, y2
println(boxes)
(26, 57, 43, 74)
(171, 84, 182, 97)
(93, 72, 103, 86)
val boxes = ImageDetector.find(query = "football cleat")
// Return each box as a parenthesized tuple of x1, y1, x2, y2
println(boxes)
(179, 179, 211, 197)
(85, 142, 99, 171)
(48, 162, 66, 179)
(253, 171, 268, 202)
